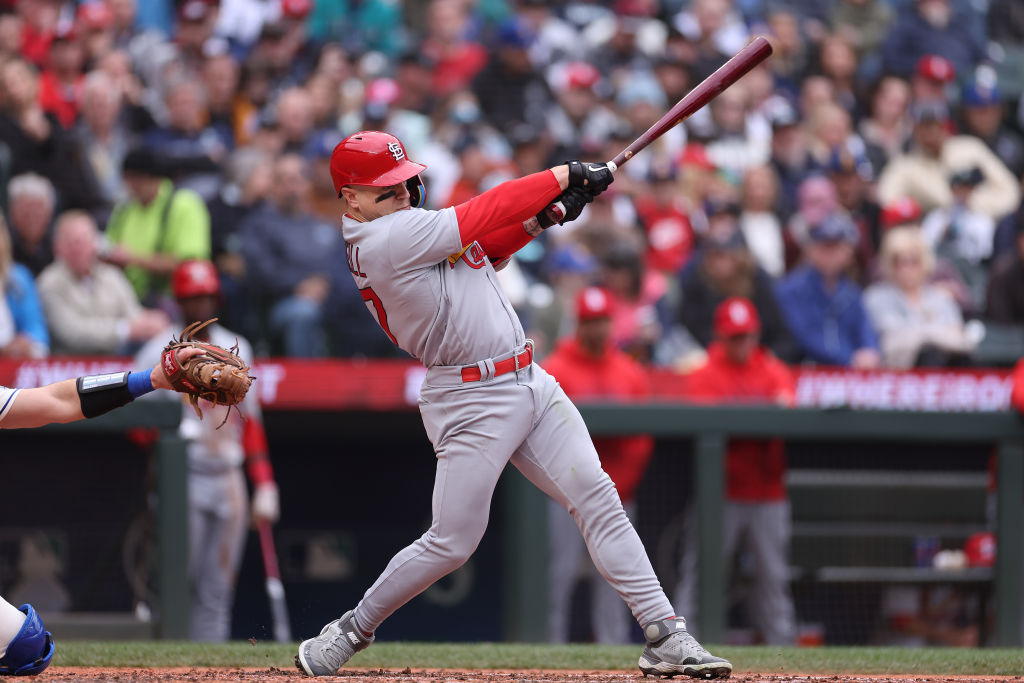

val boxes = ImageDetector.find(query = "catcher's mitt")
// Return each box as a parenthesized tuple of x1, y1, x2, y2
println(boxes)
(160, 318, 255, 427)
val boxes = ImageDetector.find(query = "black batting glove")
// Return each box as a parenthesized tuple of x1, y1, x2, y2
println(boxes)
(557, 186, 594, 225)
(566, 160, 614, 195)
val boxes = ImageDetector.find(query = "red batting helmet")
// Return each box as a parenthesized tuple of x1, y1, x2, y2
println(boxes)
(330, 131, 427, 206)
(173, 259, 221, 299)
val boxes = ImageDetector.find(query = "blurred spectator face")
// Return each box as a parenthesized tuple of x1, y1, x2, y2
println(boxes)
(177, 3, 217, 53)
(124, 172, 162, 204)
(771, 120, 806, 166)
(767, 10, 800, 54)
(881, 229, 932, 292)
(49, 36, 85, 75)
(315, 44, 350, 86)
(710, 85, 747, 134)
(807, 237, 853, 279)
(0, 14, 23, 58)
(722, 331, 757, 364)
(799, 76, 835, 119)
(832, 168, 865, 209)
(202, 55, 239, 114)
(694, 0, 729, 38)
(871, 76, 910, 126)
(276, 87, 315, 145)
(458, 142, 490, 185)
(963, 101, 1003, 139)
(741, 166, 778, 212)
(17, 0, 59, 33)
(797, 176, 838, 226)
(704, 240, 744, 285)
(81, 72, 121, 132)
(741, 65, 773, 106)
(8, 176, 54, 248)
(1, 60, 38, 109)
(54, 212, 97, 278)
(240, 58, 273, 107)
(917, 0, 952, 28)
(654, 60, 691, 104)
(428, 0, 468, 45)
(107, 0, 137, 33)
(271, 154, 311, 214)
(914, 119, 947, 156)
(166, 81, 205, 133)
(306, 75, 339, 126)
(811, 102, 853, 150)
(820, 34, 857, 83)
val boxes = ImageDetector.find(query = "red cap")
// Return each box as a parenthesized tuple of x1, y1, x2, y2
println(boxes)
(576, 286, 614, 321)
(714, 297, 760, 337)
(679, 143, 715, 171)
(963, 531, 996, 568)
(915, 55, 956, 83)
(880, 197, 922, 229)
(173, 260, 221, 299)
(564, 62, 600, 90)
(281, 0, 313, 19)
(76, 3, 113, 31)
(330, 130, 426, 195)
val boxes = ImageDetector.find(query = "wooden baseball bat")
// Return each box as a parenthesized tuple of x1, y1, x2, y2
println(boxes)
(537, 36, 772, 226)
(257, 519, 292, 642)
(607, 35, 773, 173)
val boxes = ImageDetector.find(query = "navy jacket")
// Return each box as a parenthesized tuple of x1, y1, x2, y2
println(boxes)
(776, 266, 879, 366)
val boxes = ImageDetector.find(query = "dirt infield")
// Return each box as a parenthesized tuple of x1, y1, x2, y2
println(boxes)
(34, 668, 1024, 683)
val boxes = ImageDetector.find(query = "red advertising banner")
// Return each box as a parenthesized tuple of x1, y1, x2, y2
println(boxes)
(0, 358, 1014, 413)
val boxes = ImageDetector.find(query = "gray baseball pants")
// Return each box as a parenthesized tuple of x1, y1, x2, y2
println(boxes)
(352, 362, 674, 633)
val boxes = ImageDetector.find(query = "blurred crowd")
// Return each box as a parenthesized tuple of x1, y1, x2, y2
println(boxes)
(1, 0, 1024, 369)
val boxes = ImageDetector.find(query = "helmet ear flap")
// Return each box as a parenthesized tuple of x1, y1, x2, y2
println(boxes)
(407, 175, 426, 208)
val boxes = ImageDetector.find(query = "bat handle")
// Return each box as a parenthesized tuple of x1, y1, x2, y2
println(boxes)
(607, 160, 618, 173)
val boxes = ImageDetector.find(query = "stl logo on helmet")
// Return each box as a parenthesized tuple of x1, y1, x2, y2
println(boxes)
(387, 142, 405, 162)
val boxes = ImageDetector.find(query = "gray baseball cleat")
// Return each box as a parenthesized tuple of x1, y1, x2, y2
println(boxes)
(638, 617, 732, 679)
(295, 610, 373, 676)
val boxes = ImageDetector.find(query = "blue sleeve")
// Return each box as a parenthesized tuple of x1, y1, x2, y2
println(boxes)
(853, 294, 880, 352)
(6, 264, 49, 349)
(240, 214, 307, 298)
(881, 19, 915, 77)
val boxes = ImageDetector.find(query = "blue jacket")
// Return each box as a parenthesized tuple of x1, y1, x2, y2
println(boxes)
(5, 262, 49, 350)
(776, 266, 878, 366)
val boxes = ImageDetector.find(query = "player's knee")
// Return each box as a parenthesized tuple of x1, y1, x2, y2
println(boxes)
(433, 532, 483, 569)
(0, 604, 55, 676)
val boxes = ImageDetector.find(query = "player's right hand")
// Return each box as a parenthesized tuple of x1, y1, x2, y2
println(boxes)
(566, 160, 614, 195)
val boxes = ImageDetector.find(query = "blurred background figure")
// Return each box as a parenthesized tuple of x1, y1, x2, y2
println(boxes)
(134, 259, 279, 642)
(543, 286, 653, 644)
(6, 173, 56, 276)
(675, 297, 797, 645)
(36, 210, 168, 355)
(776, 213, 881, 368)
(104, 148, 212, 309)
(0, 215, 48, 358)
(864, 227, 977, 368)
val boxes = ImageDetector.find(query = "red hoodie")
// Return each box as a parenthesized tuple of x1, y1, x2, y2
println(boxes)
(684, 343, 794, 502)
(542, 337, 654, 503)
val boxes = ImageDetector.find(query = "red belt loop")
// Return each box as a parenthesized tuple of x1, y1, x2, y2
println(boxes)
(461, 343, 534, 382)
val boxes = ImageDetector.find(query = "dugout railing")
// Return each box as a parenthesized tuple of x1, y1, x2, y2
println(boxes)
(504, 405, 1024, 647)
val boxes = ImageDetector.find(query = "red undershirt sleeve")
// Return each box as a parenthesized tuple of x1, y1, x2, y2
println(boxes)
(477, 222, 537, 261)
(243, 418, 275, 485)
(454, 169, 561, 245)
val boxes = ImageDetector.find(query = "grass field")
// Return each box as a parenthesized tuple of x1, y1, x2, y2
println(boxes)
(52, 642, 1024, 676)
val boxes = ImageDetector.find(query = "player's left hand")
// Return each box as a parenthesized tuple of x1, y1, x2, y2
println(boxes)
(150, 346, 205, 391)
(566, 160, 614, 195)
(557, 187, 595, 225)
(252, 482, 280, 523)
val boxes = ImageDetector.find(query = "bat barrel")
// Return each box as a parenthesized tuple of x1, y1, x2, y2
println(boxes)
(610, 35, 773, 170)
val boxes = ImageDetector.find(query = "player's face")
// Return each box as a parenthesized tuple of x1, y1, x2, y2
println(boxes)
(721, 332, 757, 364)
(344, 181, 411, 221)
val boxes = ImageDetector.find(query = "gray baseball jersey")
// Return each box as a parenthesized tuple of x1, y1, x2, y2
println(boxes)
(340, 207, 675, 635)
(0, 386, 19, 424)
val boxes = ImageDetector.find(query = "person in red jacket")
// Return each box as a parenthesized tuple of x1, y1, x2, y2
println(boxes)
(542, 285, 654, 643)
(675, 296, 798, 645)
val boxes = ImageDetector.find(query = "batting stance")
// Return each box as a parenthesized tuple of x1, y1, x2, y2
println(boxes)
(0, 347, 202, 675)
(296, 131, 732, 680)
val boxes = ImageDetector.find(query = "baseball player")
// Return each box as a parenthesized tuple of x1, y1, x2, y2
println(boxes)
(674, 297, 797, 645)
(0, 346, 202, 674)
(134, 259, 279, 642)
(296, 131, 732, 680)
